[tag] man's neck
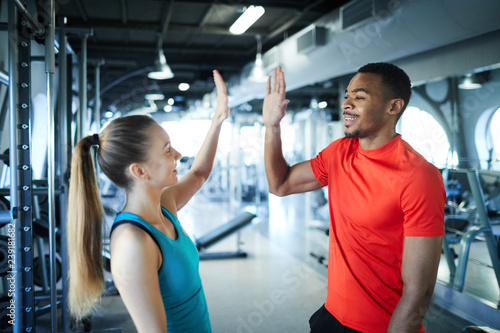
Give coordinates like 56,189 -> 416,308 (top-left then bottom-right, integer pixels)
358,131 -> 398,150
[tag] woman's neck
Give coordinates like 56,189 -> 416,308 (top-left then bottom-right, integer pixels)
122,186 -> 164,224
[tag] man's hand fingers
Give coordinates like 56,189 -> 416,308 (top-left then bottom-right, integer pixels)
266,75 -> 272,95
280,68 -> 286,95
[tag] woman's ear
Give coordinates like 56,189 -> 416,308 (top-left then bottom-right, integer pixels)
128,163 -> 149,181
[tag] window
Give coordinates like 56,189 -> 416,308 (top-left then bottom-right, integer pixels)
161,120 -> 232,157
399,107 -> 455,168
488,107 -> 500,170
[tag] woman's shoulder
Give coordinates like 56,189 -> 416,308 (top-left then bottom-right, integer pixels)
110,223 -> 162,285
111,222 -> 154,246
110,223 -> 161,265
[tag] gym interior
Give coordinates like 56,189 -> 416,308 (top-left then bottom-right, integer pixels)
1,0 -> 500,332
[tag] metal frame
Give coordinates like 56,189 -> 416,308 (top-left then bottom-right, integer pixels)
441,232 -> 456,279
5,1 -> 63,332
94,61 -> 102,130
11,0 -> 45,37
78,35 -> 88,141
451,169 -> 500,291
45,0 -> 58,330
8,1 -> 35,331
56,25 -> 74,333
0,69 -> 8,85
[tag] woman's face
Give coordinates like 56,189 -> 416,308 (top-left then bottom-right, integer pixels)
143,124 -> 182,188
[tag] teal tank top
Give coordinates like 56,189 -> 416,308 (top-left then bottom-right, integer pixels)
111,207 -> 211,333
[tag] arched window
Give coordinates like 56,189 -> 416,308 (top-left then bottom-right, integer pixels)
488,107 -> 500,170
399,106 -> 455,168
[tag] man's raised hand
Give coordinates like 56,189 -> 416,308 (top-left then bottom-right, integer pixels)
263,67 -> 290,127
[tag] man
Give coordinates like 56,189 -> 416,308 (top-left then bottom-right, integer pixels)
263,63 -> 445,333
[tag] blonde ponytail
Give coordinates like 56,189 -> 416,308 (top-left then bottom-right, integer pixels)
67,136 -> 105,320
66,115 -> 158,319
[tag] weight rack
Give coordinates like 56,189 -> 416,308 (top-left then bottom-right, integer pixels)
8,1 -> 35,331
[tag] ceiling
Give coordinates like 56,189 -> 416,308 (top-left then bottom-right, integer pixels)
53,0 -> 350,118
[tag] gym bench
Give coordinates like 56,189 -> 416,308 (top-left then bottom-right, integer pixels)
195,211 -> 256,260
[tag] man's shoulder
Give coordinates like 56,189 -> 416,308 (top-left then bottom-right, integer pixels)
398,139 -> 439,171
395,139 -> 444,187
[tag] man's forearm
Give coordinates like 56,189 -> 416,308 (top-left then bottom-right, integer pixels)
387,287 -> 434,333
264,124 -> 290,196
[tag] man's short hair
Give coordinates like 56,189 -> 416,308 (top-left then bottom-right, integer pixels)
358,62 -> 412,121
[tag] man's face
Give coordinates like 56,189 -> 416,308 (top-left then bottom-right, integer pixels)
342,72 -> 392,140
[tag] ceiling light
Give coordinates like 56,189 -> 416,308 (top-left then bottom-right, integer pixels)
229,5 -> 265,35
164,105 -> 173,112
178,83 -> 190,91
167,98 -> 174,105
105,111 -> 114,118
248,35 -> 268,83
458,73 -> 482,90
148,49 -> 174,80
145,93 -> 165,100
318,101 -> 328,109
310,98 -> 318,109
249,54 -> 267,83
145,99 -> 158,112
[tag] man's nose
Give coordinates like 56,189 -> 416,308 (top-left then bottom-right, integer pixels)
342,100 -> 351,111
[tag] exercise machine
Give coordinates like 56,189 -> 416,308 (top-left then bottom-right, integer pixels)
196,211 -> 256,260
441,168 -> 500,292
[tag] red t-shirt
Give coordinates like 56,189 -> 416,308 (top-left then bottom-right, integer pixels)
310,135 -> 445,333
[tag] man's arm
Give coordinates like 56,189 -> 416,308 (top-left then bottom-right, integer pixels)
387,235 -> 443,333
263,67 -> 322,196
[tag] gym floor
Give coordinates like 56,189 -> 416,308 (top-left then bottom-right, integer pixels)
37,193 -> 500,332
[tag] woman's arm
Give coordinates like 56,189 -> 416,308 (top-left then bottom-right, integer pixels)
110,224 -> 167,333
161,70 -> 229,211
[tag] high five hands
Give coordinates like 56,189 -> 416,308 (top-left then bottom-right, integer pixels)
213,69 -> 230,122
263,67 -> 290,127
212,67 -> 288,126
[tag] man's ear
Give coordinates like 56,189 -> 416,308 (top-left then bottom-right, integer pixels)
388,98 -> 404,117
128,163 -> 149,181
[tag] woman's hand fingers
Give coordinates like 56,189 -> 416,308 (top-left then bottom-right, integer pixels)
213,69 -> 229,121
213,70 -> 227,95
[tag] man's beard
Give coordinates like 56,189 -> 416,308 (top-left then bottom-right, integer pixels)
345,128 -> 360,139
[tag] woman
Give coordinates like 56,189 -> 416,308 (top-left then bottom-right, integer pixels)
67,70 -> 229,332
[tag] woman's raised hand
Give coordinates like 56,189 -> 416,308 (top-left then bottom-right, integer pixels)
213,70 -> 230,122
